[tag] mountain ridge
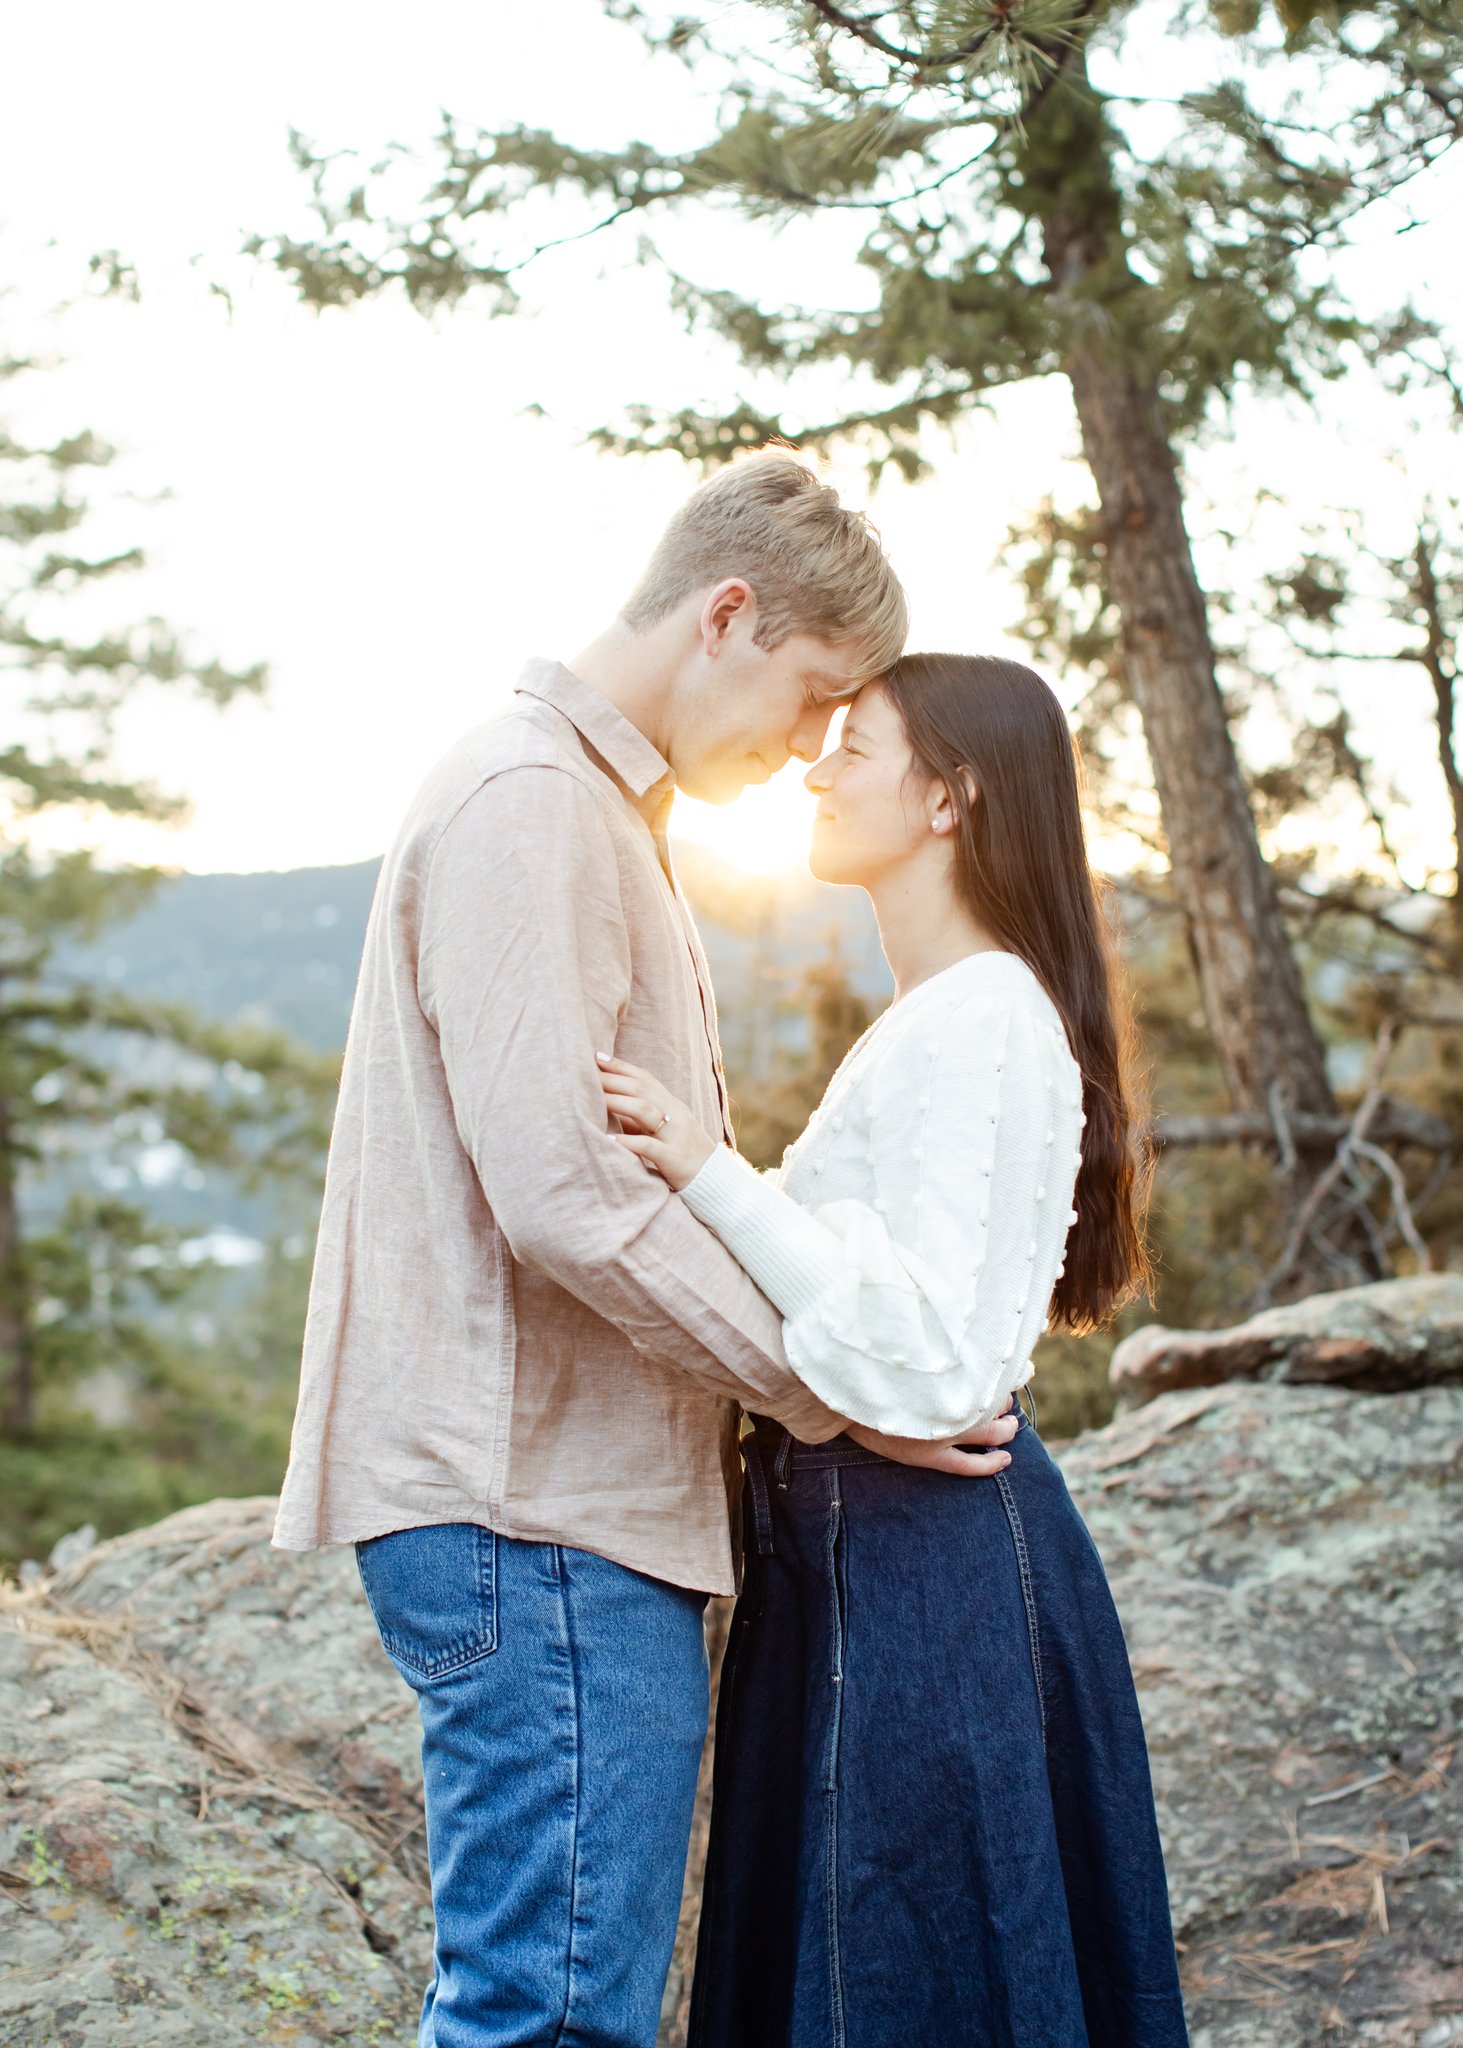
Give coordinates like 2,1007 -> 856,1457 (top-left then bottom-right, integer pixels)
60,841 -> 891,1054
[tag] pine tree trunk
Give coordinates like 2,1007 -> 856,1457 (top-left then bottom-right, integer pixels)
1030,62 -> 1383,1291
1059,330 -> 1336,1123
0,1093 -> 34,1437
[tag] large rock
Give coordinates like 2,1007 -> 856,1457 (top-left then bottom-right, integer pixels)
0,1501 -> 428,2046
1109,1274 -> 1463,1406
2,1379 -> 1460,2046
1064,1380 -> 1462,2046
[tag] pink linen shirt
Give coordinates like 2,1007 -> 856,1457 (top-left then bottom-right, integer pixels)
273,658 -> 841,1593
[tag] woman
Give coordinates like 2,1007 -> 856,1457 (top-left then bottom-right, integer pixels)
598,653 -> 1189,2048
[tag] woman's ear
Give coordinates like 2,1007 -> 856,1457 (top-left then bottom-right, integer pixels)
930,769 -> 977,837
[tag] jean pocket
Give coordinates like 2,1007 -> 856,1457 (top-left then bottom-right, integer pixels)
354,1521 -> 498,1682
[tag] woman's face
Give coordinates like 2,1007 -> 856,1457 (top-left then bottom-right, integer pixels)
804,682 -> 942,887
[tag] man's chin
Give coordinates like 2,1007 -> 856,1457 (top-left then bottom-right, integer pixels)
681,769 -> 747,806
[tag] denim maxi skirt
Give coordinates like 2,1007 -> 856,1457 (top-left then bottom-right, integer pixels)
687,1403 -> 1191,2048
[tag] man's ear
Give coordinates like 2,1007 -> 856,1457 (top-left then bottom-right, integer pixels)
699,578 -> 756,656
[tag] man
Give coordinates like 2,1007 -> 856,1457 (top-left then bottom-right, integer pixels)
275,454 -> 1016,2048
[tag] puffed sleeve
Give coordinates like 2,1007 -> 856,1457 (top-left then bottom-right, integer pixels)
679,986 -> 1084,1437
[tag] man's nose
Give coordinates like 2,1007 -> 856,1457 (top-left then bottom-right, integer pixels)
789,704 -> 835,764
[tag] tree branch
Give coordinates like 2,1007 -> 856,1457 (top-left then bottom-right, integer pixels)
1155,1095 -> 1450,1155
1411,526 -> 1463,898
1263,1020 -> 1404,1296
1351,1137 -> 1433,1269
805,2 -> 938,69
807,0 -> 1094,101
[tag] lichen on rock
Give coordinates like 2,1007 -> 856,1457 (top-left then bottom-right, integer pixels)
2,1368 -> 1460,2046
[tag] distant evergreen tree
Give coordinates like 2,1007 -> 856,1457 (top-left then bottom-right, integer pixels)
252,0 -> 1459,1288
728,943 -> 875,1169
0,331 -> 334,1453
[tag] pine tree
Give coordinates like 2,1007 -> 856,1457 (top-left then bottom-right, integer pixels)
1,332 -> 334,1440
250,0 -> 1460,1285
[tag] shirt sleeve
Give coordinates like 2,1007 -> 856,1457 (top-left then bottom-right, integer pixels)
416,763 -> 843,1442
679,989 -> 1082,1438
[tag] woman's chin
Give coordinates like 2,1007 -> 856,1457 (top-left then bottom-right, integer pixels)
808,840 -> 859,887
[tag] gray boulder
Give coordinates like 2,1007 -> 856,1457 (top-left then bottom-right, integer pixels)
1064,1379 -> 1462,2047
2,1377 -> 1459,2047
1109,1274 -> 1463,1406
0,1500 -> 428,2046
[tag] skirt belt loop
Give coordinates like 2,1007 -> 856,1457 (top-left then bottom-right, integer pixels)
745,1436 -> 776,1557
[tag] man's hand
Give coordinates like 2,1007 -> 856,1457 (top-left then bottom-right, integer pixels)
844,1394 -> 1019,1477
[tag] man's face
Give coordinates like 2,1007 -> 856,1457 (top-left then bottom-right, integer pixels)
674,615 -> 872,806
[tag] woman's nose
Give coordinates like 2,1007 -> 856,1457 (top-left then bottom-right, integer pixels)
804,752 -> 835,794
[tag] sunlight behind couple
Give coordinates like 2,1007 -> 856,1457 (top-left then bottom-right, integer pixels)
672,710 -> 1148,885
674,756 -> 831,878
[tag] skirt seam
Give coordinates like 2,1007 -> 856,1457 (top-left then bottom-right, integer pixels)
824,1475 -> 849,2048
996,1468 -> 1048,1750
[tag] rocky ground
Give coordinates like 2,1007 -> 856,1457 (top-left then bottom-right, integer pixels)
2,1282 -> 1460,2046
1066,1378 -> 1461,2045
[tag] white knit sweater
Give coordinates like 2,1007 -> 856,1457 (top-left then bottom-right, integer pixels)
680,951 -> 1085,1439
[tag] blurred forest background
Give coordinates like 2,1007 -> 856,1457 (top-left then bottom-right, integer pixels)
3,0 -> 1461,1563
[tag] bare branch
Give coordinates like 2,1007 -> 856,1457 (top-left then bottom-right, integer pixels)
1156,1095 -> 1450,1155
505,198 -> 649,273
1264,1020 -> 1403,1296
1267,1078 -> 1299,1179
1412,526 -> 1463,898
1352,1138 -> 1433,1269
1283,882 -> 1448,957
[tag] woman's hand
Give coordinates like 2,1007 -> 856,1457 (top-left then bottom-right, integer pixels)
597,1053 -> 718,1192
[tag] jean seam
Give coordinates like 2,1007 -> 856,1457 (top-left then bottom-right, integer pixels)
824,1476 -> 848,2048
552,1546 -> 583,2048
995,1469 -> 1047,1749
481,1527 -> 498,1655
688,1589 -> 751,2040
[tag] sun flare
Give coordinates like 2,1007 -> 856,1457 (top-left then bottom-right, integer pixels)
671,761 -> 823,877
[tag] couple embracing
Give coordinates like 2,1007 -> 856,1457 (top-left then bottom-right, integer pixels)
275,455 -> 1190,2048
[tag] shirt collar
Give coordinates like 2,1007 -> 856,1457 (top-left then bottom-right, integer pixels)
516,657 -> 674,805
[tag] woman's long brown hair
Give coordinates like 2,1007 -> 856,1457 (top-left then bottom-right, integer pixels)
883,653 -> 1153,1332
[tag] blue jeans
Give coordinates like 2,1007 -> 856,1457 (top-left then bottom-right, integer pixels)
355,1523 -> 709,2048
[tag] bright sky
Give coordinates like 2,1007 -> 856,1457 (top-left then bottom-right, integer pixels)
3,1 -> 1460,880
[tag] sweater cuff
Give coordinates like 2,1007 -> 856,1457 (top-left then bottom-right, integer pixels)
680,1147 -> 844,1326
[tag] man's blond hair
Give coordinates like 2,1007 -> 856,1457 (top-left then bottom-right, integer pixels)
622,452 -> 907,683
